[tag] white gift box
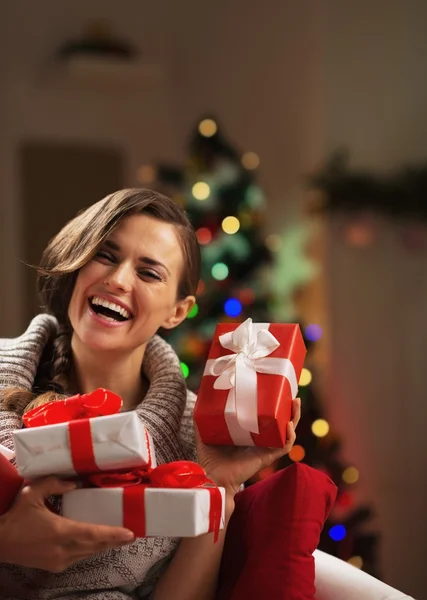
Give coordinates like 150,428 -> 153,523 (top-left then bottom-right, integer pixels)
63,486 -> 225,538
13,411 -> 156,479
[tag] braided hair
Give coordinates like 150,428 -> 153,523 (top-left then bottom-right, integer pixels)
1,188 -> 201,415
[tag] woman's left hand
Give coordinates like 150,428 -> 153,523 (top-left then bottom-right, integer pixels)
195,397 -> 301,497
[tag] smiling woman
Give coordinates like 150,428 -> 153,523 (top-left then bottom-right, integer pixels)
0,188 -> 300,600
67,213 -> 196,408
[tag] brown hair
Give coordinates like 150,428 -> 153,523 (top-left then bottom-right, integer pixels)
1,188 -> 201,414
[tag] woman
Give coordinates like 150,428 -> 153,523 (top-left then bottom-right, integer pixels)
0,189 -> 300,599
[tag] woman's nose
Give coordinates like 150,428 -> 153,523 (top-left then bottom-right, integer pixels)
104,263 -> 133,292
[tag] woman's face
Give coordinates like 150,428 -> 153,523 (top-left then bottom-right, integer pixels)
68,214 -> 195,357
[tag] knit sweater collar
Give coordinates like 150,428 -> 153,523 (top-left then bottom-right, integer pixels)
1,313 -> 189,463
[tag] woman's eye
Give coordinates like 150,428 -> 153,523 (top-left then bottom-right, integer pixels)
139,270 -> 162,281
95,250 -> 115,262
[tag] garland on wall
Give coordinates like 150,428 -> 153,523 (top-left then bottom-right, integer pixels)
308,151 -> 427,252
309,151 -> 427,222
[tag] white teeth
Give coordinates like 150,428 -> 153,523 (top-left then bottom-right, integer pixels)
90,296 -> 131,319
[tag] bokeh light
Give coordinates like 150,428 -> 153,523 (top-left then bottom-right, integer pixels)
311,419 -> 330,438
344,224 -> 374,247
222,216 -> 240,235
180,362 -> 190,378
305,324 -> 323,342
196,227 -> 213,245
342,467 -> 359,484
299,368 -> 312,386
224,298 -> 243,318
212,263 -> 229,281
336,491 -> 353,508
347,556 -> 363,569
196,280 -> 205,295
241,151 -> 260,170
329,524 -> 346,542
192,182 -> 210,200
239,288 -> 255,305
184,336 -> 205,357
198,118 -> 218,137
289,445 -> 305,462
136,164 -> 156,184
187,304 -> 199,319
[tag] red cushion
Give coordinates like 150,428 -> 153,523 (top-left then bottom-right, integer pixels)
216,463 -> 337,600
0,451 -> 23,515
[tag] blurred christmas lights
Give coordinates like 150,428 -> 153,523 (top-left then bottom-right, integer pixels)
192,182 -> 210,200
224,298 -> 243,318
347,556 -> 363,569
344,223 -> 374,247
198,118 -> 217,137
329,524 -> 346,542
336,491 -> 353,508
312,419 -> 330,438
222,216 -> 240,234
241,151 -> 260,170
342,467 -> 359,484
136,164 -> 156,184
299,368 -> 312,386
239,288 -> 255,305
305,323 -> 323,342
180,362 -> 190,378
211,263 -> 229,281
289,445 -> 305,462
187,304 -> 199,319
196,227 -> 213,245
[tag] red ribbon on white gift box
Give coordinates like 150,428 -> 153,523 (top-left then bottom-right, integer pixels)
22,389 -> 153,475
88,460 -> 223,542
203,318 -> 298,446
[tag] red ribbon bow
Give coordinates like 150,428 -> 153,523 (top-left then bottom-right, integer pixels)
89,461 -> 223,542
23,389 -> 123,475
23,388 -> 122,428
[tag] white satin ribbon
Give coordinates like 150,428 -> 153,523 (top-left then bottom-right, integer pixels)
203,318 -> 298,446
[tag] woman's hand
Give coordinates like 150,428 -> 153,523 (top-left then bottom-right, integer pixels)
0,477 -> 135,572
195,397 -> 301,497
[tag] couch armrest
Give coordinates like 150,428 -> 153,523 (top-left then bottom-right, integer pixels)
314,550 -> 415,600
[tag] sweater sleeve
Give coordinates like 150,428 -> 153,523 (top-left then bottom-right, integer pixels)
0,314 -> 56,454
0,410 -> 21,455
179,389 -> 198,463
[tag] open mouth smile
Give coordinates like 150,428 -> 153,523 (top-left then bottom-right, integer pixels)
88,296 -> 134,324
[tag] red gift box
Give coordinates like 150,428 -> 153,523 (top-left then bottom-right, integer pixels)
194,319 -> 306,448
0,446 -> 24,515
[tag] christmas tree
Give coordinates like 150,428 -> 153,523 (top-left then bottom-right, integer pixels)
140,117 -> 379,577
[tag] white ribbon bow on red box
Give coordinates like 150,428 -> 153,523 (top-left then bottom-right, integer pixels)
203,318 -> 298,445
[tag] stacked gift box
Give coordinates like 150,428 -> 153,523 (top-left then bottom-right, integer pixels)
5,388 -> 225,539
1,318 -> 306,540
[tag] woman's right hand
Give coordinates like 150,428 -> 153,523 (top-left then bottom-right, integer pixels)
0,477 -> 135,573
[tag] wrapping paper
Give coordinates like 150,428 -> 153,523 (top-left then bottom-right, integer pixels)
194,318 -> 306,447
63,461 -> 225,539
63,485 -> 225,538
13,411 -> 156,479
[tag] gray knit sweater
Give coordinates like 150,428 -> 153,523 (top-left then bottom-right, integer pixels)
0,314 -> 198,600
